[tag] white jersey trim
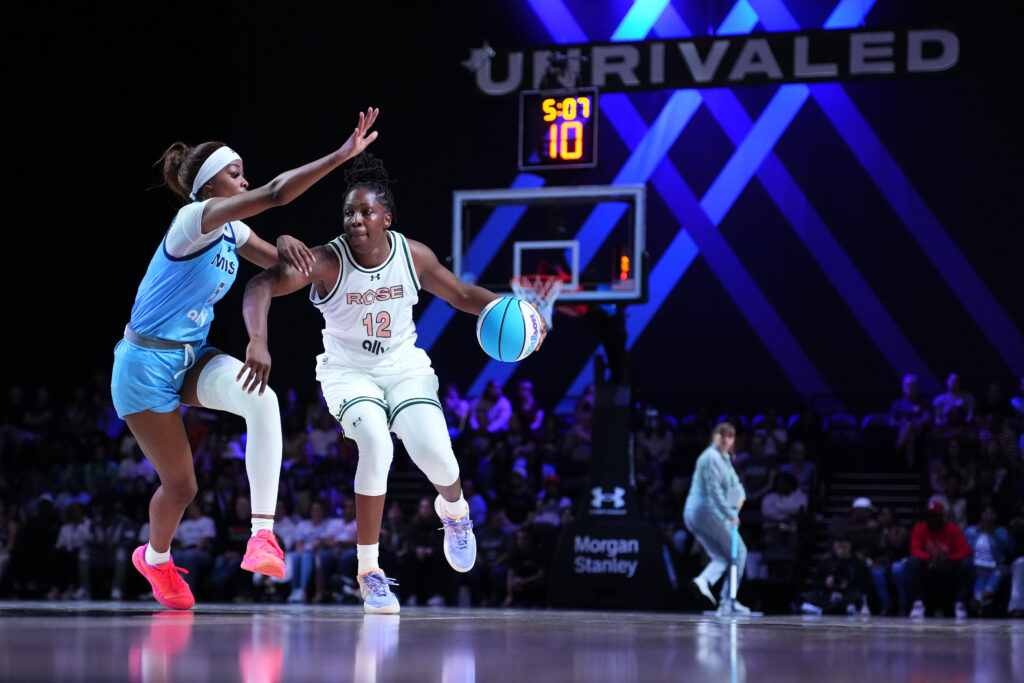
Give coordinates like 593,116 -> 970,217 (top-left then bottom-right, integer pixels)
309,241 -> 345,307
337,231 -> 397,273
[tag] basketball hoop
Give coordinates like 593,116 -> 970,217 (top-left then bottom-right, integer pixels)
510,273 -> 563,330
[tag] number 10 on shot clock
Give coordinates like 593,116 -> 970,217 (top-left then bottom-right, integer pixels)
519,87 -> 598,171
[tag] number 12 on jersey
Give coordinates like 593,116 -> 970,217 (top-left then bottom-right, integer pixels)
362,311 -> 392,338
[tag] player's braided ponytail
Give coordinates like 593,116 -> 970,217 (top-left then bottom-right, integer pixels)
343,153 -> 397,223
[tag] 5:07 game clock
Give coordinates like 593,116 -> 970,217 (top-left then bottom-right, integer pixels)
518,87 -> 598,171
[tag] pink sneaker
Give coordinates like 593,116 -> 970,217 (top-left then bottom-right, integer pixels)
241,530 -> 286,579
132,545 -> 194,610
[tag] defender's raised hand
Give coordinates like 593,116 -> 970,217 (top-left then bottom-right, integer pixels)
338,107 -> 380,161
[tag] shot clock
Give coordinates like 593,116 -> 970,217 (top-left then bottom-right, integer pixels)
518,87 -> 598,171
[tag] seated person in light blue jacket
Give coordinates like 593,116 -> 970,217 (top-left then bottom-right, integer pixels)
684,421 -> 748,613
963,505 -> 1012,609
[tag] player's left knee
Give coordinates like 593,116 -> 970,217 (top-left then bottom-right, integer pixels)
353,448 -> 394,496
419,449 -> 459,487
242,386 -> 278,420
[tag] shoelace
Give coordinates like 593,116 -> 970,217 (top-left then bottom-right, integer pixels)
156,563 -> 189,589
252,533 -> 283,558
362,573 -> 399,598
438,516 -> 474,550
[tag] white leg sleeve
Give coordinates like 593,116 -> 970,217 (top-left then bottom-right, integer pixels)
341,402 -> 393,496
196,354 -> 282,516
391,404 -> 459,487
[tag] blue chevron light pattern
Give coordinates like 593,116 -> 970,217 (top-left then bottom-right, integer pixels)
421,0 -> 1023,413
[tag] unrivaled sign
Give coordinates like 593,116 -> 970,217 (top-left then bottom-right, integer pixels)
465,26 -> 960,95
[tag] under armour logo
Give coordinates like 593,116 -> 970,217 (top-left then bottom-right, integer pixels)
351,416 -> 365,428
370,273 -> 381,281
591,487 -> 626,509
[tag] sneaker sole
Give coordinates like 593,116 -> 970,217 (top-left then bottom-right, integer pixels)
363,601 -> 401,615
434,497 -> 475,573
442,543 -> 475,573
132,547 -> 194,611
241,556 -> 286,579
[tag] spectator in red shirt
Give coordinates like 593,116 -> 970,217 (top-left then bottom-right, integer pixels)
907,500 -> 974,619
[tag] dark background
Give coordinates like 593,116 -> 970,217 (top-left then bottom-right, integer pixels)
5,0 -> 1022,418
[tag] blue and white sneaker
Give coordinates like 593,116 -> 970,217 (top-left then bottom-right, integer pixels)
716,599 -> 751,615
434,495 -> 477,573
357,570 -> 400,614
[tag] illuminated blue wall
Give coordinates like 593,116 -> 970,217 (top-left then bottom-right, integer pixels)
412,0 -> 1023,415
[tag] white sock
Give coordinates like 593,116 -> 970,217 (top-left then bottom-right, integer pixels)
251,517 -> 274,535
442,493 -> 469,519
357,543 -> 380,574
145,544 -> 171,566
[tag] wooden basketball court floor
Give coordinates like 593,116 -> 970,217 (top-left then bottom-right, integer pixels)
0,601 -> 1020,682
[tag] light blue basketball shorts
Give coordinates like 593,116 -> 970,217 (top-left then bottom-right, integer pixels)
111,335 -> 209,419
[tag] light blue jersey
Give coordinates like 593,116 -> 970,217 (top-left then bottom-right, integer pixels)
111,200 -> 253,418
128,200 -> 251,342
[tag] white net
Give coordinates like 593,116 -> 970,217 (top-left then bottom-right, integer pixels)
510,274 -> 563,330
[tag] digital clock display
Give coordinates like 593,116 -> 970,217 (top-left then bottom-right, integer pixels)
519,87 -> 598,171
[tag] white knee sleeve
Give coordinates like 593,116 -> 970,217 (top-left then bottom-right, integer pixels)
342,404 -> 393,496
392,404 -> 459,487
196,354 -> 282,516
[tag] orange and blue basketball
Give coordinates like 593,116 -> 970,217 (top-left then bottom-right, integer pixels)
476,297 -> 542,362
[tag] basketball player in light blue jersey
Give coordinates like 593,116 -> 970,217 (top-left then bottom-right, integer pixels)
111,108 -> 380,610
238,154 -> 547,613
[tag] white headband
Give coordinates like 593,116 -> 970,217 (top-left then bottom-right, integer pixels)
189,146 -> 242,200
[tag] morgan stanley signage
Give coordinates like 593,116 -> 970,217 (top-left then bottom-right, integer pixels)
467,26 -> 960,95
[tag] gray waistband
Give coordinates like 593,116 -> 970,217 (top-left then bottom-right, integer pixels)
123,325 -> 199,351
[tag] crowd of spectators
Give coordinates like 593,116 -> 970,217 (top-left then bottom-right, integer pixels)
1,368 -> 1022,619
799,372 -> 1024,618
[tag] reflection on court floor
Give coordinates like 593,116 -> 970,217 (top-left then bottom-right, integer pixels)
0,602 -> 1021,682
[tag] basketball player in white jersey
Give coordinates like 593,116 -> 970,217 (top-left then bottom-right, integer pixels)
239,153 -> 547,613
110,108 -> 379,610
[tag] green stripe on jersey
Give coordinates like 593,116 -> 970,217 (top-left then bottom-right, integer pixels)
340,231 -> 397,273
335,396 -> 388,424
398,234 -> 420,291
387,398 -> 443,427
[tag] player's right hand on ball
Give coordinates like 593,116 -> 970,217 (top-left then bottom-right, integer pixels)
530,303 -> 549,351
238,340 -> 272,396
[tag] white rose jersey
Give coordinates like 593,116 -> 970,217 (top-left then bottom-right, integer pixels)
310,231 -> 423,367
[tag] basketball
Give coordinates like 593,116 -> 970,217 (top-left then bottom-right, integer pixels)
476,297 -> 543,362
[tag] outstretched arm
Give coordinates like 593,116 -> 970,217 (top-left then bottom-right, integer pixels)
409,239 -> 500,315
239,244 -> 340,395
408,238 -> 549,347
237,232 -> 317,273
200,108 -> 380,234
